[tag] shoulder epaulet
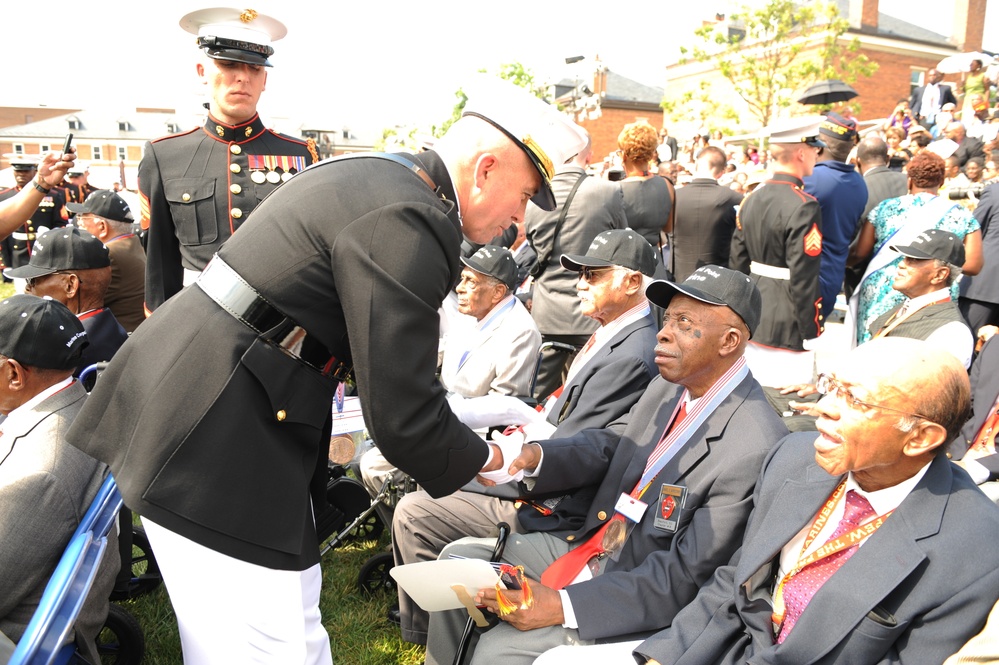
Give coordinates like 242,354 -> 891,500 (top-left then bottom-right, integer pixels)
149,127 -> 200,144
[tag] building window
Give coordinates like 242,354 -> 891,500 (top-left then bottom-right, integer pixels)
13,144 -> 24,154
911,70 -> 924,95
92,146 -> 102,160
40,144 -> 51,153
118,121 -> 130,131
68,117 -> 81,130
117,146 -> 127,161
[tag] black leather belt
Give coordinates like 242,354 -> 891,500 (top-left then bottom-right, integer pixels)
196,256 -> 351,381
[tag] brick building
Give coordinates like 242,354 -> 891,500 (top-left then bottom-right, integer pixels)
663,0 -> 989,136
553,67 -> 665,163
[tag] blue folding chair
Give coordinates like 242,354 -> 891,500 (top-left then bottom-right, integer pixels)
8,475 -> 123,665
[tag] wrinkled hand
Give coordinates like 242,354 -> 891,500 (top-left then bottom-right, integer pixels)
778,383 -> 818,397
475,580 -> 563,631
37,148 -> 77,189
788,399 -> 821,417
476,442 -> 541,487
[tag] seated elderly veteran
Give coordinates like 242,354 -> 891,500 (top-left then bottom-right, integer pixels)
392,229 -> 659,646
769,228 -> 975,431
546,338 -> 999,665
422,266 -> 788,665
0,295 -> 118,665
359,244 -> 541,501
949,331 -> 999,503
5,226 -> 128,384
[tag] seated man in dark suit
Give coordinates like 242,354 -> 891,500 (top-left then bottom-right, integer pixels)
5,226 -> 128,382
423,266 -> 789,664
599,338 -> 999,665
0,295 -> 118,665
392,229 -> 660,645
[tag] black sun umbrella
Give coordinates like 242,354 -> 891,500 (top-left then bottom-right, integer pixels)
797,79 -> 859,105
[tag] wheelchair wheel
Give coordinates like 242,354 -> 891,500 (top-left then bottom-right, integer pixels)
128,525 -> 163,597
357,551 -> 395,594
346,511 -> 384,543
96,603 -> 145,665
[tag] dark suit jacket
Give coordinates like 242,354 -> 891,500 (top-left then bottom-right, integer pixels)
670,177 -> 743,282
953,136 -> 986,168
509,312 -> 659,518
636,434 -> 999,665
909,83 -> 957,122
844,166 -> 909,298
526,166 -> 626,336
0,383 -> 116,665
524,373 -> 788,641
961,181 -> 999,305
68,151 -> 490,570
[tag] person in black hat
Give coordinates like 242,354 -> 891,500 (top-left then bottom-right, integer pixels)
0,294 -> 117,665
68,73 -> 588,665
0,155 -> 71,286
140,7 -> 319,314
71,190 -> 145,333
731,116 -> 826,388
391,229 -> 660,646
61,162 -> 97,206
5,227 -> 127,384
424,265 -> 786,665
804,112 -> 868,323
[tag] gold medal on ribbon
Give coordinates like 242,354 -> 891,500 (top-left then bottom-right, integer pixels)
266,170 -> 281,184
601,518 -> 627,553
281,171 -> 293,182
251,171 -> 266,184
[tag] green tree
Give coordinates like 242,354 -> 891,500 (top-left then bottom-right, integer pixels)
674,0 -> 878,129
431,62 -> 547,138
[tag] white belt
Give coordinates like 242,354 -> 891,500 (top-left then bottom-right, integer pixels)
11,232 -> 34,241
750,262 -> 791,280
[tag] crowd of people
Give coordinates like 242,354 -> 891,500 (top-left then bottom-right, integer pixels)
4,6 -> 999,665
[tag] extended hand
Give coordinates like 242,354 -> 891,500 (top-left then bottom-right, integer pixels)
475,581 -> 564,631
37,148 -> 77,189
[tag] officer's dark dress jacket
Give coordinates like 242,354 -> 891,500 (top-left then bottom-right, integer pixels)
67,151 -> 490,571
730,173 -> 824,351
0,186 -> 68,272
139,113 -> 317,312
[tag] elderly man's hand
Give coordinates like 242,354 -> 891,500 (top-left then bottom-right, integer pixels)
476,442 -> 541,487
778,383 -> 818,397
475,581 -> 564,631
37,148 -> 77,189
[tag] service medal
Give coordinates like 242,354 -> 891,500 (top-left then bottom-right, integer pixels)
251,171 -> 266,184
266,170 -> 281,184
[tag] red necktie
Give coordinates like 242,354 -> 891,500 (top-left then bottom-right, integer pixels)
540,402 -> 689,590
971,397 -> 999,454
776,490 -> 876,643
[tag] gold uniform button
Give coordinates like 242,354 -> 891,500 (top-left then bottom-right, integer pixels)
231,208 -> 243,219
597,511 -> 608,521
230,163 -> 241,174
230,184 -> 242,194
276,410 -> 287,421
946,452 -> 953,459
566,535 -> 575,542
230,144 -> 242,155
182,193 -> 191,202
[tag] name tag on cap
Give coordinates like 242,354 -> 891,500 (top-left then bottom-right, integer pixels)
654,484 -> 687,533
614,493 -> 648,523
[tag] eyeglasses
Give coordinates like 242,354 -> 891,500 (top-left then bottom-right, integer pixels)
26,271 -> 80,290
578,266 -> 617,283
815,373 -> 931,421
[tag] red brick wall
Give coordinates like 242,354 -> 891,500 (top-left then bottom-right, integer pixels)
575,107 -> 666,165
849,47 -> 955,120
954,0 -> 986,51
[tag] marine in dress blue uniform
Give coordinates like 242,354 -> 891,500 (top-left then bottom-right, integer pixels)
140,7 -> 317,313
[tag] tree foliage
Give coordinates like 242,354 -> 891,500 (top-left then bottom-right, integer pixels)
675,0 -> 878,129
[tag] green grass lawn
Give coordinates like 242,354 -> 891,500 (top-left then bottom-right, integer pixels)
0,282 -> 13,299
116,531 -> 425,665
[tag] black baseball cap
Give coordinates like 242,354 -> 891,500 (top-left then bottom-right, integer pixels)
646,265 -> 762,337
461,245 -> 519,291
67,189 -> 134,224
560,229 -> 657,277
820,112 -> 858,141
3,227 -> 110,280
890,229 -> 966,265
0,295 -> 87,370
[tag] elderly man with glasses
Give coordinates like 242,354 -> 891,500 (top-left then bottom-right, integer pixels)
554,337 -> 999,665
